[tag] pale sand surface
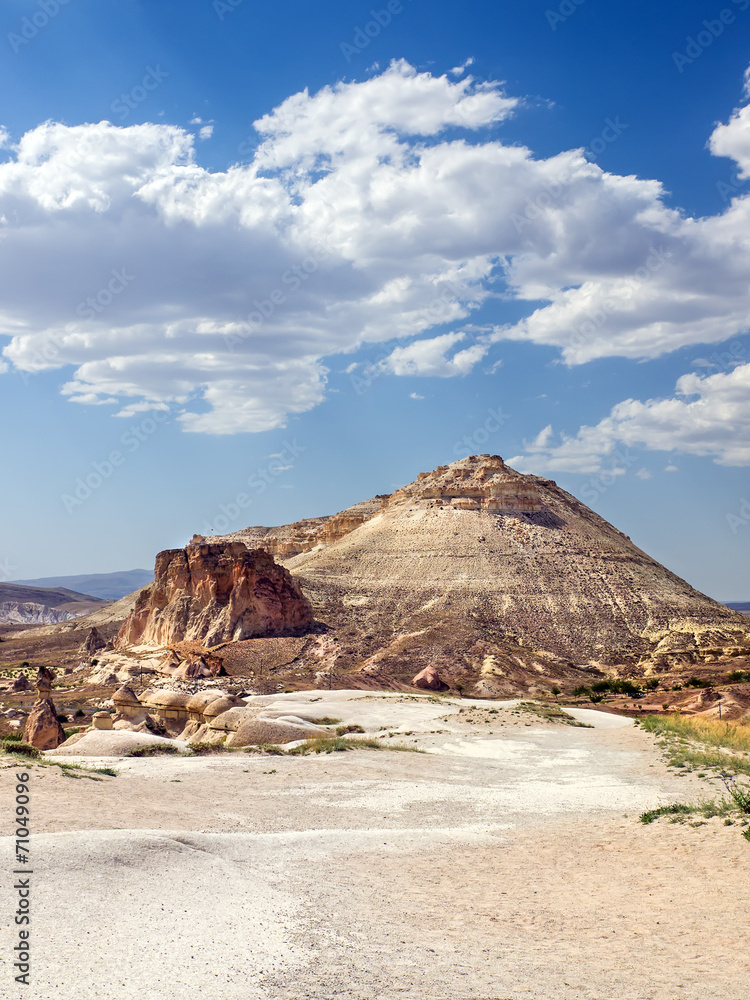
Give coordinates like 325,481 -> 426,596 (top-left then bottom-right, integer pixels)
1,692 -> 748,999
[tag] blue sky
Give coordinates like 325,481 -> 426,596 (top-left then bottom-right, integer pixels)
0,0 -> 749,600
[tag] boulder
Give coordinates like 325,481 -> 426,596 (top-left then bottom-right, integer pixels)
202,695 -> 246,720
226,716 -> 327,747
186,690 -> 227,719
112,685 -> 142,715
92,712 -> 114,731
22,667 -> 66,751
23,700 -> 66,750
411,665 -> 449,692
80,627 -> 107,657
50,730 -> 188,757
12,673 -> 31,692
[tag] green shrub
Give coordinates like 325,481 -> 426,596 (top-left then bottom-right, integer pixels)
686,676 -> 711,688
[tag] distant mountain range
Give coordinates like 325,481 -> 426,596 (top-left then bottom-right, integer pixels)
727,602 -> 750,614
0,582 -> 107,626
11,570 -> 152,602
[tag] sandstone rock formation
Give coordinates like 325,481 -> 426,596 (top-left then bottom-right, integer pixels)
12,672 -> 31,692
210,455 -> 749,688
22,667 -> 66,750
80,626 -> 107,657
80,684 -> 329,746
411,666 -> 449,692
117,539 -> 313,649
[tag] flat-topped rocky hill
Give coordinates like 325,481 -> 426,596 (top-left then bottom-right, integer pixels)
213,455 -> 750,688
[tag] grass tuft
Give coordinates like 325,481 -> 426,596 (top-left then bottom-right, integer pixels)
640,799 -> 732,824
125,744 -> 181,758
518,702 -> 593,728
285,736 -> 423,756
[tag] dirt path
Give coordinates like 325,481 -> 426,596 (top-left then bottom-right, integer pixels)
1,696 -> 747,999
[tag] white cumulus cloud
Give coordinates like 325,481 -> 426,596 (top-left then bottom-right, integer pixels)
511,361 -> 750,472
1,59 -> 750,439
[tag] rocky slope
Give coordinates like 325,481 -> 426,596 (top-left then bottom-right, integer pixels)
215,455 -> 750,688
0,582 -> 106,625
117,538 -> 313,648
0,601 -> 76,625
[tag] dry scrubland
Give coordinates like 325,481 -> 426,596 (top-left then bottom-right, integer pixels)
2,691 -> 749,1000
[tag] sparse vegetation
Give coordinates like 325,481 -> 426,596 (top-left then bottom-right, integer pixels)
185,742 -> 242,755
573,678 -> 643,700
727,670 -> 750,684
518,702 -> 593,728
636,714 -> 750,840
640,775 -> 750,830
313,716 -> 343,726
125,744 -> 181,757
686,676 -> 711,689
0,738 -> 40,758
637,714 -> 750,754
286,736 -> 424,755
335,723 -> 365,735
640,799 -> 733,824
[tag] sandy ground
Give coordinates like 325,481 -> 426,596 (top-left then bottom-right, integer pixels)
1,691 -> 748,999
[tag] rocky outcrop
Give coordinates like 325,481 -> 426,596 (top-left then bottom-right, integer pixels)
12,673 -> 31,692
117,539 -> 313,649
276,455 -> 750,675
388,457 -> 545,513
80,626 -> 107,656
22,667 -> 66,751
222,497 -> 388,560
411,666 -> 449,692
0,601 -> 76,625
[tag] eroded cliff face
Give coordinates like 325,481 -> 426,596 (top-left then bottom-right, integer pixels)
386,455 -> 545,513
117,540 -> 313,649
278,455 -> 750,672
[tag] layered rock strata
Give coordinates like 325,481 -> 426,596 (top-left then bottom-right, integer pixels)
271,455 -> 750,671
117,539 -> 313,649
